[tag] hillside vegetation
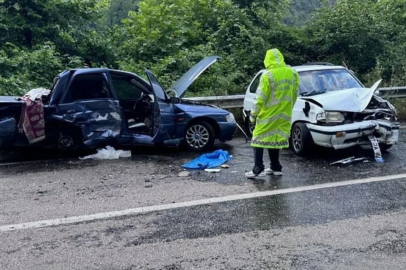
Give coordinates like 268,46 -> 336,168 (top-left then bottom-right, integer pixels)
1,0 -> 405,98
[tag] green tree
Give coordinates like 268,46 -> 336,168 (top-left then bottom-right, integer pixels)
0,43 -> 64,95
284,0 -> 323,26
104,0 -> 141,26
372,0 -> 406,85
304,0 -> 382,76
0,0 -> 113,95
0,0 -> 102,49
112,0 -> 305,96
304,0 -> 406,85
113,0 -> 262,95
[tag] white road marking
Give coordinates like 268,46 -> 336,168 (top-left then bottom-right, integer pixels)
1,173 -> 406,232
0,159 -> 65,167
0,161 -> 41,167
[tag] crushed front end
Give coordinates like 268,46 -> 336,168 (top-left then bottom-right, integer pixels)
307,95 -> 399,149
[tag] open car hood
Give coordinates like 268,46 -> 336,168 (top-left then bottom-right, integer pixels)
168,56 -> 220,98
303,80 -> 382,112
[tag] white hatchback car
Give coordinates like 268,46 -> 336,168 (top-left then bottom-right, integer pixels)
243,63 -> 400,156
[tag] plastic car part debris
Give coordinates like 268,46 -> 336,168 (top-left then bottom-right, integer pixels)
204,169 -> 221,173
79,146 -> 131,160
330,156 -> 370,166
369,135 -> 384,162
221,164 -> 229,168
178,171 -> 190,177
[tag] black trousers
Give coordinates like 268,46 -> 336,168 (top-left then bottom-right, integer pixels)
252,147 -> 282,174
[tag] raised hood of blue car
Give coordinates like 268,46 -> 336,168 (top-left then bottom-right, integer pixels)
168,56 -> 220,98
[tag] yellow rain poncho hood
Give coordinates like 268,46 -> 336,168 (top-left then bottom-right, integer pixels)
251,49 -> 299,149
264,48 -> 286,69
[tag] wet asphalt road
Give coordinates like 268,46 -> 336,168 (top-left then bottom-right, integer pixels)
1,129 -> 406,269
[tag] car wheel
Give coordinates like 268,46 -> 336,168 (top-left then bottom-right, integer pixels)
379,143 -> 393,152
244,112 -> 255,138
290,122 -> 314,156
58,129 -> 82,151
184,121 -> 215,151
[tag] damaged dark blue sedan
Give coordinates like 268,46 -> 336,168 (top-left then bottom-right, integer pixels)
0,56 -> 236,152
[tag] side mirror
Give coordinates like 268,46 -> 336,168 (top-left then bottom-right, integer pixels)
170,96 -> 181,104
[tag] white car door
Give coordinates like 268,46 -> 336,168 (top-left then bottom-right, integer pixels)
243,70 -> 265,112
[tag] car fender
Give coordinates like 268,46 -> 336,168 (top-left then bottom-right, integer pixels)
292,98 -> 324,124
243,70 -> 265,112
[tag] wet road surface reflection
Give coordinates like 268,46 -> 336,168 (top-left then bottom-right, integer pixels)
124,179 -> 406,245
1,130 -> 406,189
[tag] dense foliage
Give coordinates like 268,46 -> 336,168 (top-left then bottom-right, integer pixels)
0,0 -> 405,97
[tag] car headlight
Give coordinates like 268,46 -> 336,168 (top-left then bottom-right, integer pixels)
325,112 -> 345,123
226,113 -> 235,123
316,112 -> 326,121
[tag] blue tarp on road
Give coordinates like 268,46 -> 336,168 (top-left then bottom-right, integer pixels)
181,149 -> 232,169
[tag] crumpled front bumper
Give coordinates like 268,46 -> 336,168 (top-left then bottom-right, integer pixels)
307,120 -> 400,149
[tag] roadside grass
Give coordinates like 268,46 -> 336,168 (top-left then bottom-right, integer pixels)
388,98 -> 406,121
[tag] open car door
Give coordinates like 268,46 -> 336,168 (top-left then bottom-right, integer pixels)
145,70 -> 168,142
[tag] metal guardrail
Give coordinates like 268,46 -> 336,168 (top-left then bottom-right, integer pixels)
186,87 -> 406,109
378,86 -> 406,98
185,95 -> 245,109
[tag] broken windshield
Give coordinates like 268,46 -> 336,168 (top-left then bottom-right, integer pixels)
299,69 -> 363,96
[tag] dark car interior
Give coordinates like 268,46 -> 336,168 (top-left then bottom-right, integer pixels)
69,74 -> 113,101
111,73 -> 154,134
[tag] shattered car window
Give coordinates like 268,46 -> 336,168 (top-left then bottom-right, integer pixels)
299,69 -> 363,96
69,74 -> 113,101
111,75 -> 145,99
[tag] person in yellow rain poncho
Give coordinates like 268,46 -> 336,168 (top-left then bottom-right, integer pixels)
246,48 -> 299,178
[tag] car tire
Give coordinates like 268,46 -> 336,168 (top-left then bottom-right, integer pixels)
244,111 -> 254,138
58,128 -> 82,151
290,122 -> 314,156
184,121 -> 215,152
379,143 -> 393,152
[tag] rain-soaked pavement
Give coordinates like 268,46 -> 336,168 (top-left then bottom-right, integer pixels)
1,129 -> 406,269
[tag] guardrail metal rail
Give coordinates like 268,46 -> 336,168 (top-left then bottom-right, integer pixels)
378,86 -> 406,98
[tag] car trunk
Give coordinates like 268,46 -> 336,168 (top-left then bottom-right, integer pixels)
0,96 -> 23,146
0,96 -> 23,122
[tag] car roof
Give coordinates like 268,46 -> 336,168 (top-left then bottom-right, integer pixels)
292,65 -> 347,72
